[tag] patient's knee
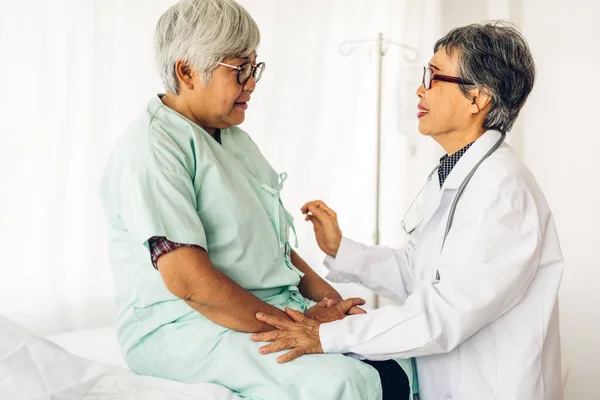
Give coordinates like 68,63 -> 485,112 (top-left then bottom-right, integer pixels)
316,354 -> 381,387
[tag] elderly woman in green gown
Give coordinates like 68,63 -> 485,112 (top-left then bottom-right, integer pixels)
99,0 -> 411,399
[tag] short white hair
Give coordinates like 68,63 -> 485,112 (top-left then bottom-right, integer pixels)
155,0 -> 260,93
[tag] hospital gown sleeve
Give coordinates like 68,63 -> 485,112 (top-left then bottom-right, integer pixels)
115,124 -> 208,251
319,188 -> 543,359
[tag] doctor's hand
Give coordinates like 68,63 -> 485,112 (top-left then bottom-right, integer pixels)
304,297 -> 366,323
301,200 -> 342,257
252,308 -> 323,363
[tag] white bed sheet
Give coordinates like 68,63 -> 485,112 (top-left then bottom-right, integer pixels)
45,326 -> 127,369
0,316 -> 240,400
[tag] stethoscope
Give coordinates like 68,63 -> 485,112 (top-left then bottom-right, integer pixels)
402,132 -> 505,400
401,132 -> 506,250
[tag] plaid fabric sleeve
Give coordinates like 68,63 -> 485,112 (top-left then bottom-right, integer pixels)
148,236 -> 201,270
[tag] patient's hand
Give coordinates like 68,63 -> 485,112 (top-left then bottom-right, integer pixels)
304,297 -> 366,323
316,297 -> 368,317
347,305 -> 368,315
253,309 -> 323,363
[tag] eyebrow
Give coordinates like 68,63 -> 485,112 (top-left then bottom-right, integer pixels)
238,54 -> 258,62
428,63 -> 441,71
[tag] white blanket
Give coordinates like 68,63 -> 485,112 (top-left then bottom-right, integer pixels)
0,315 -> 240,400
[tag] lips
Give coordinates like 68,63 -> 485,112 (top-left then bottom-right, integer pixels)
234,101 -> 248,110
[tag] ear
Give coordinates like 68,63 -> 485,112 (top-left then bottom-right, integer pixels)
174,60 -> 195,91
468,87 -> 492,115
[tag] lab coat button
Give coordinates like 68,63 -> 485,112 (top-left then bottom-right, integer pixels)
419,272 -> 425,279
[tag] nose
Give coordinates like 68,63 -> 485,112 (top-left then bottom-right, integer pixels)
416,82 -> 425,99
243,75 -> 256,92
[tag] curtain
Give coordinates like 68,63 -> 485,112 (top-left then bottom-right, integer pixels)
0,0 -> 439,334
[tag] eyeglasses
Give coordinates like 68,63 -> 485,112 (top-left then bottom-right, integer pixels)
422,66 -> 474,90
217,61 -> 266,85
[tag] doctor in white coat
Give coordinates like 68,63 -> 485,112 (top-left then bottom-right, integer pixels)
252,21 -> 564,400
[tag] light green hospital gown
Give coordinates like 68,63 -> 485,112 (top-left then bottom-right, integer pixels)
98,95 -> 385,400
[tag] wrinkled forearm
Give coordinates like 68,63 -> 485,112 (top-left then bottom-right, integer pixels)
291,249 -> 342,303
158,246 -> 291,333
184,283 -> 291,333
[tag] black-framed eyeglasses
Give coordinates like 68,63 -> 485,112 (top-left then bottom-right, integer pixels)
217,61 -> 266,85
422,66 -> 474,90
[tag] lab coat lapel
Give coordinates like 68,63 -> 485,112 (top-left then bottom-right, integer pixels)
415,172 -> 444,236
416,130 -> 503,234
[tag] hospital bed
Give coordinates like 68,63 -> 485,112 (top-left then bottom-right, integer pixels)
2,315 -> 570,399
0,315 -> 240,400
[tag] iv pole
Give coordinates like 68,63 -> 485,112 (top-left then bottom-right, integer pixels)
339,33 -> 419,307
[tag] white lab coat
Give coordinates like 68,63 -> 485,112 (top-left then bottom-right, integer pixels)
319,130 -> 564,399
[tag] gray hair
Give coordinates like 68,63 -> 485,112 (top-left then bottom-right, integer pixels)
434,21 -> 535,133
155,0 -> 260,93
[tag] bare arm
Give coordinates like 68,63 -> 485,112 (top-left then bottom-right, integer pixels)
291,249 -> 342,302
157,246 -> 291,333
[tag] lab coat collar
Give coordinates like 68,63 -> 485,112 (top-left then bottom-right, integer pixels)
412,130 -> 503,236
441,130 -> 504,190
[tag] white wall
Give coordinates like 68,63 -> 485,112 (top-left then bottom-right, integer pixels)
0,0 -> 439,333
520,1 -> 600,398
0,0 -> 173,334
441,1 -> 600,398
236,0 -> 441,306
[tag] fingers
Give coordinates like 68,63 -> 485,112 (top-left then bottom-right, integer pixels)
301,201 -> 319,215
305,214 -> 316,222
315,297 -> 337,308
285,307 -> 306,323
301,201 -> 337,218
315,201 -> 337,217
259,338 -> 296,355
337,297 -> 366,313
251,330 -> 282,342
307,204 -> 333,223
347,306 -> 367,315
316,297 -> 329,307
277,347 -> 306,364
256,312 -> 292,330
